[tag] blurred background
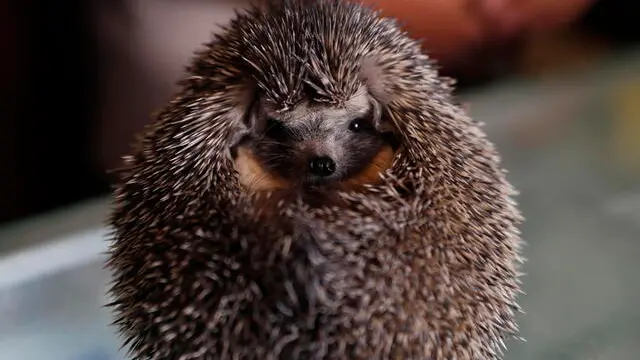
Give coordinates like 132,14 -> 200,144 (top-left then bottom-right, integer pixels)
0,0 -> 639,359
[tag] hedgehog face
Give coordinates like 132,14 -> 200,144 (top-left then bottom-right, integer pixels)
235,88 -> 398,190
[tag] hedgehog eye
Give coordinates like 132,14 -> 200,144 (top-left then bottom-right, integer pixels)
348,117 -> 375,133
265,117 -> 289,140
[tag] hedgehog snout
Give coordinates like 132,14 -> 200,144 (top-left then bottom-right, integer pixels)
308,156 -> 336,177
298,140 -> 341,178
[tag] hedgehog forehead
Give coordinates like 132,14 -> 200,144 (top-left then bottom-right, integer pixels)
266,87 -> 370,126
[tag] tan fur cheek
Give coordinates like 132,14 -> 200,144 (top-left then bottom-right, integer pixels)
340,144 -> 396,191
233,147 -> 290,193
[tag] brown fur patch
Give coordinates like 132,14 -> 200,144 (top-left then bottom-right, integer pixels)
340,144 -> 395,191
234,146 -> 290,193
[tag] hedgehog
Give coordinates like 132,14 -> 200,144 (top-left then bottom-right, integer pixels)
106,1 -> 524,359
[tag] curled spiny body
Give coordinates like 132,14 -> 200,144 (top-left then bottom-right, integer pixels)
107,1 -> 524,359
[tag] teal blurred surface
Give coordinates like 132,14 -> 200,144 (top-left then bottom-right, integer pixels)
1,48 -> 639,360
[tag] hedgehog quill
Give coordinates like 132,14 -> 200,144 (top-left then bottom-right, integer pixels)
106,1 -> 524,359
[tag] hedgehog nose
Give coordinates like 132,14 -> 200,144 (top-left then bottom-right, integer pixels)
308,156 -> 336,177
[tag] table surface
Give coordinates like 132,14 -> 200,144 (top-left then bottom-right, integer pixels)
1,48 -> 639,360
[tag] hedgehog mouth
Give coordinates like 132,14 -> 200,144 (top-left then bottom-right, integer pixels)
302,173 -> 345,187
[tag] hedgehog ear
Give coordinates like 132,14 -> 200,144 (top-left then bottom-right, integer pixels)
369,96 -> 388,132
368,98 -> 390,132
361,56 -> 392,106
243,96 -> 270,136
361,56 -> 397,134
238,85 -> 263,132
227,84 -> 259,151
369,98 -> 400,149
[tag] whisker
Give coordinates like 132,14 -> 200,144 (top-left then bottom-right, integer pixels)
259,139 -> 293,147
248,173 -> 271,191
262,155 -> 288,165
